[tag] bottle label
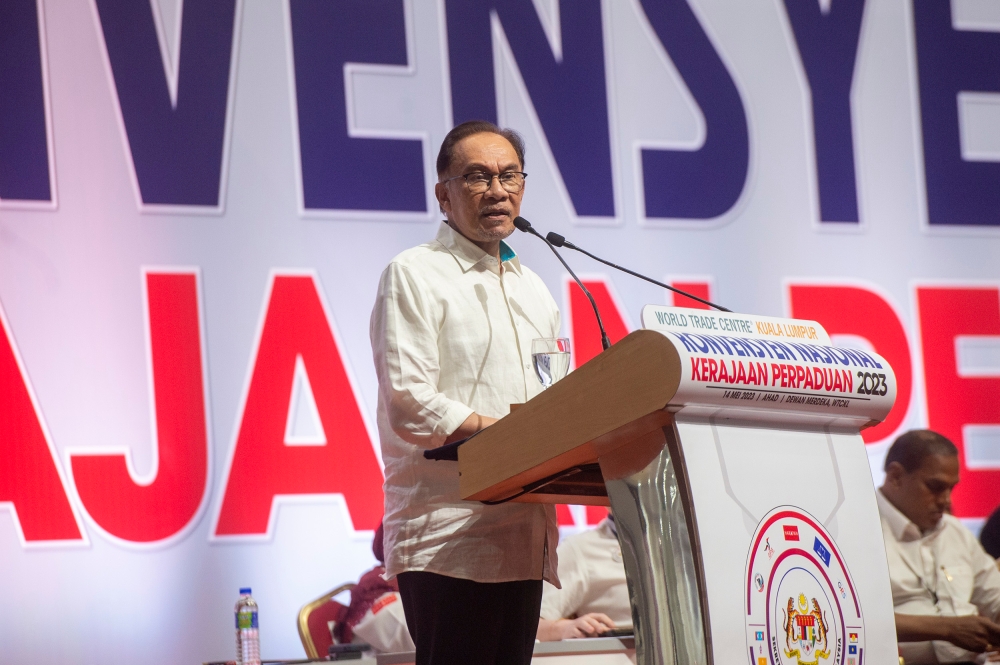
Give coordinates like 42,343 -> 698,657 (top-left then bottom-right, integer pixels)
236,609 -> 258,629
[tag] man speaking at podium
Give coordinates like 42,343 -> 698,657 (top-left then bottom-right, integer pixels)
370,121 -> 562,665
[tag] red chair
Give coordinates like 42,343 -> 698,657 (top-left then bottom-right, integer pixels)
297,583 -> 355,659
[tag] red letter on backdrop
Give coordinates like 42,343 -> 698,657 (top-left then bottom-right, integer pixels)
671,280 -> 713,310
917,286 -> 1000,518
0,304 -> 82,543
788,284 -> 913,443
587,506 -> 609,524
554,505 -> 608,526
567,277 -> 631,368
565,277 -> 629,520
70,271 -> 209,542
214,274 -> 383,536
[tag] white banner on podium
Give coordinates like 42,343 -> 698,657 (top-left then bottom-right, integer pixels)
643,306 -> 896,428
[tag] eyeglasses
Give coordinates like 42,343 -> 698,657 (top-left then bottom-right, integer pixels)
441,171 -> 527,194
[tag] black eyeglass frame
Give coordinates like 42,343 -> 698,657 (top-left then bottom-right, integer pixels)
440,171 -> 528,194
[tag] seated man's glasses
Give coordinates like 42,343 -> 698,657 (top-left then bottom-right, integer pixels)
442,171 -> 527,195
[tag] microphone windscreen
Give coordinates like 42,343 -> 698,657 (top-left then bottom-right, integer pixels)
545,232 -> 566,247
513,216 -> 532,232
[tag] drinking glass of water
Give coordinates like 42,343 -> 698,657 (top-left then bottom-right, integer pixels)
532,337 -> 571,389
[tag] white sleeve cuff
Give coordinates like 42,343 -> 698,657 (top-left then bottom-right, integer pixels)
431,402 -> 475,447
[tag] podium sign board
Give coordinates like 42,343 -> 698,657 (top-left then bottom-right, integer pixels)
640,305 -> 891,429
457,307 -> 898,665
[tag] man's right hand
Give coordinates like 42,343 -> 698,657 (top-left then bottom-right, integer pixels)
536,614 -> 617,641
939,616 -> 1000,652
896,613 -> 1000,652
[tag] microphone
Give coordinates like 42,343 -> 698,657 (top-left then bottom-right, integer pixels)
545,232 -> 731,313
513,217 -> 611,351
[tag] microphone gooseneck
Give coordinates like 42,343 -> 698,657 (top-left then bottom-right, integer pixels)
513,217 -> 612,351
544,232 -> 731,313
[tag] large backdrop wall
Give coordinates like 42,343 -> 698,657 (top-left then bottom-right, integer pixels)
2,0 -> 999,662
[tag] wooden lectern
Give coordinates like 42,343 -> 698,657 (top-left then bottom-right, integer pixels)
456,308 -> 899,665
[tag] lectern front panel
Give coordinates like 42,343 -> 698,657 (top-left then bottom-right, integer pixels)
673,418 -> 897,665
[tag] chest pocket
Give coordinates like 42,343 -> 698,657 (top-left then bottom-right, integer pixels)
941,563 -> 975,606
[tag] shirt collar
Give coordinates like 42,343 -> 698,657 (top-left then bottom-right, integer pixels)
876,488 -> 941,542
435,222 -> 522,275
499,241 -> 517,263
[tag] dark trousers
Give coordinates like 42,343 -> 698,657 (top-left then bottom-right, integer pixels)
397,571 -> 543,665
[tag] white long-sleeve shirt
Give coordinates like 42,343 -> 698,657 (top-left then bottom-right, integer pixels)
540,519 -> 631,625
877,489 -> 1000,664
370,223 -> 561,585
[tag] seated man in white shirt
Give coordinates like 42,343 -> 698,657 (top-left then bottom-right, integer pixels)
537,515 -> 631,641
877,429 -> 1000,664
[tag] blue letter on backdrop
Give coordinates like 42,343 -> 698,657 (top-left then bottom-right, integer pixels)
913,1 -> 1000,226
638,0 -> 749,220
95,0 -> 235,207
782,0 -> 865,224
444,0 -> 614,218
290,0 -> 424,212
0,0 -> 50,202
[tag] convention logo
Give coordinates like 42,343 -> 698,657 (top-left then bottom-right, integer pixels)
745,507 -> 864,665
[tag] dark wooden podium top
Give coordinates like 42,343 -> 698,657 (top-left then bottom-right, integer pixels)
458,330 -> 682,503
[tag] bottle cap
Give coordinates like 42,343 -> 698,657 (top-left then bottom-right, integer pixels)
239,587 -> 252,595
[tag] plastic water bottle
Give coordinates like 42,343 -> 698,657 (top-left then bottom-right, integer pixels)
235,587 -> 260,665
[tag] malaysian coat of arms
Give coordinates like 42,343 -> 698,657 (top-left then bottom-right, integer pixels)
783,594 -> 830,665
